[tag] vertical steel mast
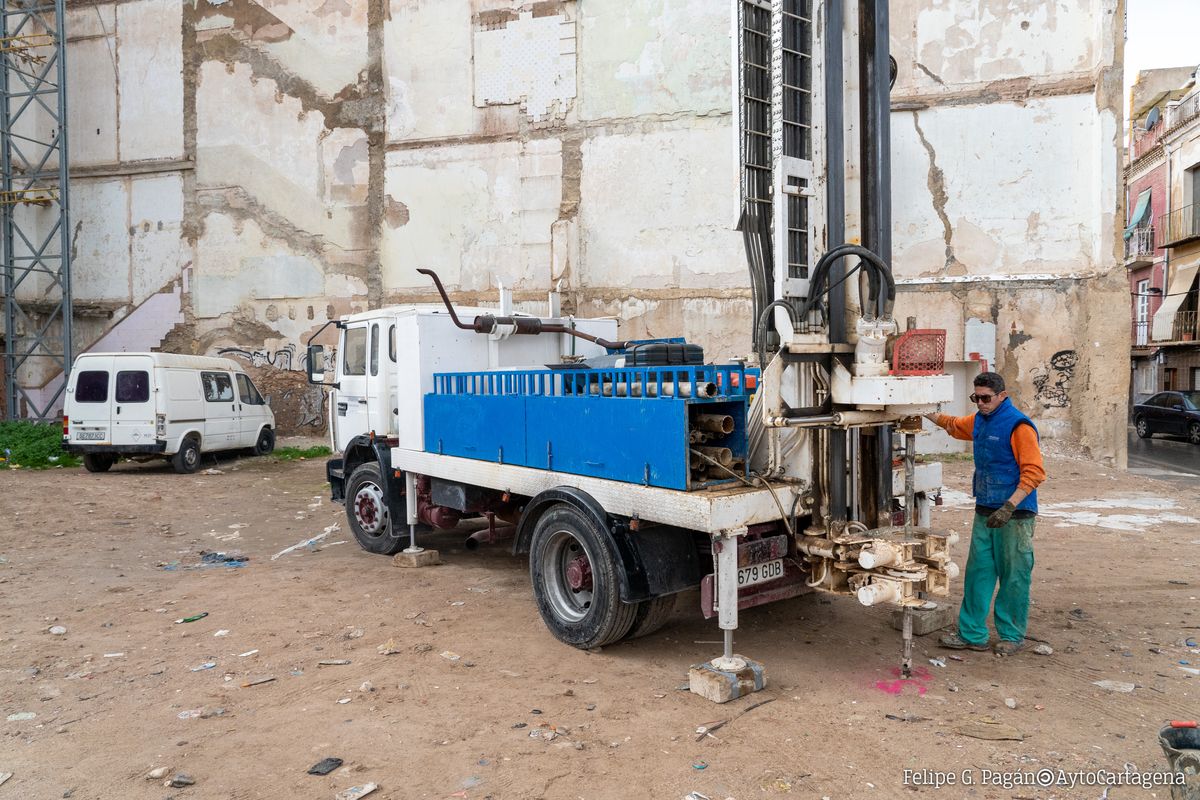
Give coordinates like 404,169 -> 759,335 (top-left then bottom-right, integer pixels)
1,0 -> 70,420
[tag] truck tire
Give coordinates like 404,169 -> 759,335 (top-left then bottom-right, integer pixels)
83,453 -> 115,473
346,462 -> 405,555
529,504 -> 636,649
172,437 -> 201,474
626,594 -> 678,640
254,427 -> 275,456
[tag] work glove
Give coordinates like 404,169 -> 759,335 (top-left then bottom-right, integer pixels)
986,501 -> 1016,529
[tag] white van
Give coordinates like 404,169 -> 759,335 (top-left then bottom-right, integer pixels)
62,352 -> 276,474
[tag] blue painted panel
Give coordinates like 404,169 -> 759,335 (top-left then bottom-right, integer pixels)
526,396 -> 689,489
423,394 -> 528,466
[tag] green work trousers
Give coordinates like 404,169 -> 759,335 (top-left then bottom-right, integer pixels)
957,513 -> 1035,645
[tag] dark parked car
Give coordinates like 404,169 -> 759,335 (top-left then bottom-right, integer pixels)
1133,391 -> 1200,444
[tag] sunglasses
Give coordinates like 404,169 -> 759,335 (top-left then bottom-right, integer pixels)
969,393 -> 998,403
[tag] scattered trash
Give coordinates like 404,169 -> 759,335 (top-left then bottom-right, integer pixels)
1189,639 -> 1198,648
1004,698 -> 1018,709
214,630 -> 230,637
955,719 -> 1024,741
928,657 -> 946,667
359,681 -> 373,693
694,697 -> 775,741
177,709 -> 202,720
103,653 -> 124,658
377,639 -> 401,656
168,774 -> 195,788
318,659 -> 351,666
1034,704 -> 1045,711
1093,680 -> 1136,692
175,613 -> 209,624
1068,608 -> 1090,620
440,651 -> 461,662
1170,580 -> 1189,586
308,758 -> 343,776
146,767 -> 170,780
337,698 -> 351,704
48,625 -> 66,636
531,709 -> 542,715
198,552 -> 248,569
241,676 -> 276,687
1033,643 -> 1054,656
6,712 -> 35,721
270,523 -> 340,561
200,707 -> 226,719
885,713 -> 929,723
512,722 -> 527,729
684,792 -> 711,800
1181,667 -> 1200,676
190,662 -> 216,672
334,782 -> 378,800
413,644 -> 433,654
692,761 -> 708,770
946,654 -> 965,662
202,468 -> 223,475
238,650 -> 259,658
345,628 -> 364,640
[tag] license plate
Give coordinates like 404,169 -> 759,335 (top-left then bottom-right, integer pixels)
738,558 -> 784,588
76,431 -> 106,441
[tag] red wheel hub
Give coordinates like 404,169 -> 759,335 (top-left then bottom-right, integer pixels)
565,555 -> 592,591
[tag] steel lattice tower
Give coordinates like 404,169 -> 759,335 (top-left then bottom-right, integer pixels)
1,0 -> 70,421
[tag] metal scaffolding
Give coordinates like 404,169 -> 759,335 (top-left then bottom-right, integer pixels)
1,0 -> 70,420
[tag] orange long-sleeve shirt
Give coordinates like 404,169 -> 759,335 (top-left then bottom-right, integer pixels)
931,412 -> 1046,494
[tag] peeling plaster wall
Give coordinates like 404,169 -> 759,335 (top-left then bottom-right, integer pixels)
61,0 -> 1122,451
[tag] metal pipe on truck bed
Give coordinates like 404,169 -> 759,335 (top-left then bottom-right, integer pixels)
587,381 -> 717,399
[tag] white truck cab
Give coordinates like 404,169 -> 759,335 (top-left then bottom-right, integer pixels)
63,352 -> 276,473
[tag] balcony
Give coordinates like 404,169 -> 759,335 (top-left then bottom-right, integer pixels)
1125,225 -> 1157,266
1168,310 -> 1199,342
1168,93 -> 1200,129
1132,320 -> 1150,346
1159,204 -> 1200,248
1131,125 -> 1165,162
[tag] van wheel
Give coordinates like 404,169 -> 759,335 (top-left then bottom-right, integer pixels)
172,438 -> 201,474
83,453 -> 115,473
346,463 -> 404,555
254,428 -> 275,456
529,505 -> 636,649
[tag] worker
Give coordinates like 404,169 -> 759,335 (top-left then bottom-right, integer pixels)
924,371 -> 1046,657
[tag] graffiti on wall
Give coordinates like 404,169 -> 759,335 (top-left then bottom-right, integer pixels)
217,344 -> 333,431
1031,350 -> 1078,409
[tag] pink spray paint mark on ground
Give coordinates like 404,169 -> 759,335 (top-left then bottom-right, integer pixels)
875,665 -> 932,696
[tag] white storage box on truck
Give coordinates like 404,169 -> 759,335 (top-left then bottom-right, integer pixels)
62,352 -> 276,474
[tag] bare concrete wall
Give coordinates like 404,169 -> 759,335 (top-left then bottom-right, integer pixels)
61,0 -> 1124,456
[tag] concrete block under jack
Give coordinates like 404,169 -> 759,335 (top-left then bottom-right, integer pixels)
688,657 -> 766,704
392,549 -> 440,568
891,603 -> 955,636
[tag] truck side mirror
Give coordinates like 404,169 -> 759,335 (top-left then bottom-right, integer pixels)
308,344 -> 333,386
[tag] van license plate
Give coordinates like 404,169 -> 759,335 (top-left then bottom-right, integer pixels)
738,558 -> 784,588
76,431 -> 106,441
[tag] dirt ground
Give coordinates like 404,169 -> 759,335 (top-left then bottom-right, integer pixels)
2,441 -> 1198,800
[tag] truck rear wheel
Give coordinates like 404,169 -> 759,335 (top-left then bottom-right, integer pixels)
626,594 -> 678,640
83,453 -> 115,473
346,463 -> 405,555
529,505 -> 636,649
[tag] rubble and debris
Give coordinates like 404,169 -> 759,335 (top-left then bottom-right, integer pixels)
307,758 -> 343,776
334,782 -> 378,800
174,613 -> 208,624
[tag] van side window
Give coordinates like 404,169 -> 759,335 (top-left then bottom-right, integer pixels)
389,324 -> 396,363
116,371 -> 150,403
370,323 -> 380,376
343,327 -> 367,376
201,371 -> 234,402
236,374 -> 265,405
76,371 -> 109,402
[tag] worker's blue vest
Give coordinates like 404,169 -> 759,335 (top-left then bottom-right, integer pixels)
971,397 -> 1038,514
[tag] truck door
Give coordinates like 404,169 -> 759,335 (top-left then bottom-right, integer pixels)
67,356 -> 114,444
335,323 -> 370,452
110,356 -> 156,447
200,370 -> 239,449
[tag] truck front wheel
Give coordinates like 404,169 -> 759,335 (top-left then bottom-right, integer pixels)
529,505 -> 636,649
346,463 -> 404,555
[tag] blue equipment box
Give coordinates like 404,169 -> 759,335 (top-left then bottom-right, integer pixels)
424,365 -> 750,490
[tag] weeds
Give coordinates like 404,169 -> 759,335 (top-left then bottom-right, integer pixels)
272,445 -> 332,461
0,420 -> 80,469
